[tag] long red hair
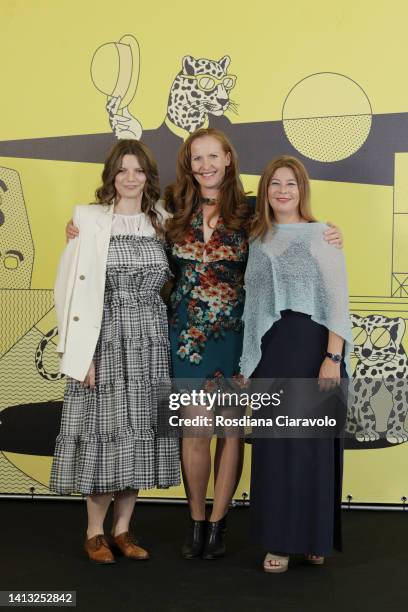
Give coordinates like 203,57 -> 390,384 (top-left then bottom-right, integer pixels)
165,128 -> 250,244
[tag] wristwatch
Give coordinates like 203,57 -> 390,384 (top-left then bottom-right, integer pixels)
325,352 -> 342,363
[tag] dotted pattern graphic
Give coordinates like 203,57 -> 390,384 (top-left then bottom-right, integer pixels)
283,114 -> 372,162
0,167 -> 34,289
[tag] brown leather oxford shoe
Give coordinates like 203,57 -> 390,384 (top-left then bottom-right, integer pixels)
113,532 -> 149,560
84,534 -> 116,564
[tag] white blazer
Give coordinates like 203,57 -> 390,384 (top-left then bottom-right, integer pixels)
54,201 -> 170,381
54,203 -> 114,381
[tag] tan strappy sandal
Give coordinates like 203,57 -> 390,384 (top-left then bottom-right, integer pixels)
305,554 -> 325,565
263,552 -> 289,573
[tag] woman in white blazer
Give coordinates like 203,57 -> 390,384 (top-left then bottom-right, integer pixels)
50,140 -> 180,564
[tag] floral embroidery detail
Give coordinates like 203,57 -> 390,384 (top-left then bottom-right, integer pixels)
170,206 -> 248,366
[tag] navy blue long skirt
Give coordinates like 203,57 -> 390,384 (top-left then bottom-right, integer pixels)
250,310 -> 346,556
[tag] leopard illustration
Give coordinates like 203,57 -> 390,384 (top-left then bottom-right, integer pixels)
347,313 -> 408,444
166,55 -> 237,133
105,51 -> 239,185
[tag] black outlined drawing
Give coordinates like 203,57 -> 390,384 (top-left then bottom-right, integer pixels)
282,72 -> 372,162
0,39 -> 408,481
347,314 -> 408,447
0,167 -> 34,289
91,34 -> 142,140
0,167 -> 64,492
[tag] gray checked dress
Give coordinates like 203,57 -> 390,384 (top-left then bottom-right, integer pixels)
50,212 -> 180,495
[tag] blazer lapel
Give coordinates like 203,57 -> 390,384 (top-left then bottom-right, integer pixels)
95,204 -> 114,253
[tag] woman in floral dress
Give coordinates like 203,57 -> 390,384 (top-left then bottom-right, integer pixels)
165,128 -> 251,559
169,210 -> 247,373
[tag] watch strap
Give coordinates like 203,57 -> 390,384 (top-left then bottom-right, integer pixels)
325,351 -> 342,363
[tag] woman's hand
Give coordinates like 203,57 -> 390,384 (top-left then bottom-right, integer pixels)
318,357 -> 341,391
83,361 -> 96,389
324,222 -> 343,249
66,218 -> 79,242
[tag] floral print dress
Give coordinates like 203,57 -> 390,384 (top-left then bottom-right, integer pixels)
169,205 -> 248,381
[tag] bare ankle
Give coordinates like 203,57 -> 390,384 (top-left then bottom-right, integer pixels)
190,514 -> 206,521
111,524 -> 130,537
86,529 -> 104,540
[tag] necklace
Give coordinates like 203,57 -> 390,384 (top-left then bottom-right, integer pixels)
200,197 -> 219,206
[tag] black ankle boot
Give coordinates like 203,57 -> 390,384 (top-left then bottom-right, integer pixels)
202,516 -> 227,560
181,519 -> 207,559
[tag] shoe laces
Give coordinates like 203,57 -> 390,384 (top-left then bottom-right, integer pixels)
123,532 -> 137,545
93,535 -> 108,549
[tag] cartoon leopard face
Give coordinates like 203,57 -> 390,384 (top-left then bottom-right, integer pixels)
351,313 -> 406,374
167,55 -> 237,133
347,313 -> 408,445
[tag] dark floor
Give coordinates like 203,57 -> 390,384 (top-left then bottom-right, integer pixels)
1,500 -> 407,612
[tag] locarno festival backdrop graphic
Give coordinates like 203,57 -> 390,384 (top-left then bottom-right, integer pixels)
0,0 -> 407,504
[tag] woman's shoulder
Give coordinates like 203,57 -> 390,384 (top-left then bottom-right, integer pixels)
308,221 -> 331,242
275,221 -> 328,233
78,203 -> 111,213
248,235 -> 267,254
74,203 -> 111,216
154,199 -> 173,222
310,221 -> 328,230
72,203 -> 112,226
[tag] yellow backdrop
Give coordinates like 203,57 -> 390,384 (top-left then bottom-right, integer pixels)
0,0 -> 407,504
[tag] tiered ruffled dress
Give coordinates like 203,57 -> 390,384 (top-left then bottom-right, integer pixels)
50,213 -> 180,495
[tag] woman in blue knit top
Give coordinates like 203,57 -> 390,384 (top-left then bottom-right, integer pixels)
242,155 -> 351,573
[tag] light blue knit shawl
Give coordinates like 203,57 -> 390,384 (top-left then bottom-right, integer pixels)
240,222 -> 352,377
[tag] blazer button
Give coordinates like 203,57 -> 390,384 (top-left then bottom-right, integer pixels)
79,274 -> 85,280
73,316 -> 79,321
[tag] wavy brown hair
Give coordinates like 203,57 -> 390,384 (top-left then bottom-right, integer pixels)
94,139 -> 164,237
250,155 -> 316,241
165,128 -> 250,244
